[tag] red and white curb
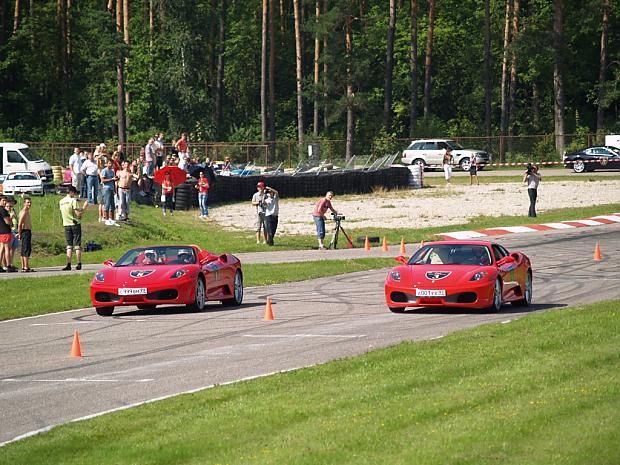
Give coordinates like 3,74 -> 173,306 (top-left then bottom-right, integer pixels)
437,213 -> 620,240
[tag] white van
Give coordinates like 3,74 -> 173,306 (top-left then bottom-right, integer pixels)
0,143 -> 53,182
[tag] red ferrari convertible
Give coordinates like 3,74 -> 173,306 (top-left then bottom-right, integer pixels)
90,245 -> 243,316
384,240 -> 532,313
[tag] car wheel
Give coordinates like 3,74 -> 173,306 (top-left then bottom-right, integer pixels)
459,157 -> 471,171
572,159 -> 586,173
512,271 -> 532,307
137,305 -> 156,310
412,158 -> 426,170
187,277 -> 206,311
388,306 -> 406,313
96,306 -> 114,316
487,279 -> 502,313
222,270 -> 244,306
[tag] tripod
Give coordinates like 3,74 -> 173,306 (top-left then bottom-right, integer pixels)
328,218 -> 354,249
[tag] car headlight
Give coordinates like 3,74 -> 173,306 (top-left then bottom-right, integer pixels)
95,272 -> 105,282
389,271 -> 401,281
470,271 -> 488,282
170,269 -> 188,279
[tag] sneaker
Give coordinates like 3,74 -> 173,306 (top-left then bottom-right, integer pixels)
319,246 -> 327,250
8,265 -> 19,272
0,268 -> 6,273
62,264 -> 71,271
98,217 -> 103,222
256,240 -> 260,244
76,263 -> 82,270
104,219 -> 113,226
163,211 -> 166,216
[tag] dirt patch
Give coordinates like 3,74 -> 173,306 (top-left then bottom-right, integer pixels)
211,180 -> 620,235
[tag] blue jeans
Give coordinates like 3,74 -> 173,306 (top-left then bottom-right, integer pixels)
313,216 -> 326,240
199,193 -> 208,216
102,188 -> 115,212
86,175 -> 99,204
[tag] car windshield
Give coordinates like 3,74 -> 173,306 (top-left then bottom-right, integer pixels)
20,147 -> 43,162
408,244 -> 492,266
9,173 -> 38,181
115,246 -> 196,267
445,140 -> 464,150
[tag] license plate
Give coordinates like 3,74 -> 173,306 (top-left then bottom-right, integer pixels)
415,289 -> 446,297
118,287 -> 147,296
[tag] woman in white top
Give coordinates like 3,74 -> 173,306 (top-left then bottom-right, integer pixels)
443,147 -> 454,184
523,164 -> 542,217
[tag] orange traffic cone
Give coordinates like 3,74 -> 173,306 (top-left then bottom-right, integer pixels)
264,297 -> 275,320
400,237 -> 406,255
70,330 -> 82,358
594,242 -> 602,261
364,236 -> 371,251
382,236 -> 388,252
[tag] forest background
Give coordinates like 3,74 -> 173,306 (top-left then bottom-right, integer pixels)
0,0 -> 618,163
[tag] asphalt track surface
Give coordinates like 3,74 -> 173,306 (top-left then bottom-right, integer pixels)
0,224 -> 619,445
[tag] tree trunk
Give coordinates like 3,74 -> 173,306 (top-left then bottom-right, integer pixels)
596,0 -> 609,133
116,0 -> 126,145
383,0 -> 396,133
484,0 -> 491,150
123,0 -> 130,123
345,14 -> 354,162
553,0 -> 565,156
507,0 -> 520,150
293,0 -> 305,153
12,0 -> 19,33
215,0 -> 227,139
268,0 -> 276,151
409,0 -> 418,136
279,0 -> 285,36
149,0 -> 154,54
323,0 -> 329,132
261,0 -> 268,142
422,0 -> 435,118
57,0 -> 68,80
313,0 -> 320,137
499,0 -> 511,162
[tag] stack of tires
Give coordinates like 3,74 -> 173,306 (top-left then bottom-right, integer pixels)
52,166 -> 64,184
174,181 -> 197,211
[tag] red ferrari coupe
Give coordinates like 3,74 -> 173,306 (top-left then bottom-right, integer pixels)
384,240 -> 532,313
90,245 -> 243,316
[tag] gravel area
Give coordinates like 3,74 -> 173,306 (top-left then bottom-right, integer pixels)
211,180 -> 620,235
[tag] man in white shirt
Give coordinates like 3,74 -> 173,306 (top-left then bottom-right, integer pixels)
68,147 -> 84,192
80,151 -> 100,204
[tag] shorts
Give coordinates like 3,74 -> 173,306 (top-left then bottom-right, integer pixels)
20,229 -> 32,257
254,212 -> 265,232
0,233 -> 11,244
103,188 -> 115,211
64,224 -> 82,247
10,232 -> 20,250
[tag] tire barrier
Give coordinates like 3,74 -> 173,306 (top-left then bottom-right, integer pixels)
202,166 -> 410,204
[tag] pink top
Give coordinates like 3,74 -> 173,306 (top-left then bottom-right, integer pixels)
162,179 -> 174,194
313,198 -> 333,217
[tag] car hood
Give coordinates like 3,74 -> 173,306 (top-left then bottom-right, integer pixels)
96,265 -> 196,286
5,180 -> 42,187
396,264 -> 495,286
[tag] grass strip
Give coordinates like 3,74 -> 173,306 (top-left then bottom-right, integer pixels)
1,300 -> 618,464
0,258 -> 395,320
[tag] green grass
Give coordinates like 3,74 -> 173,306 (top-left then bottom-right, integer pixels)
1,300 -> 618,464
13,191 -> 620,268
0,258 -> 395,320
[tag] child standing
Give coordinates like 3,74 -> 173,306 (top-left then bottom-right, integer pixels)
469,161 -> 479,185
161,172 -> 174,216
18,198 -> 34,272
195,171 -> 210,218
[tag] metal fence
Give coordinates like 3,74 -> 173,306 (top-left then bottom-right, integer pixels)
23,133 -> 609,168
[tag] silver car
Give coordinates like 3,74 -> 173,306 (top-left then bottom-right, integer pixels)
401,139 -> 491,171
2,171 -> 45,196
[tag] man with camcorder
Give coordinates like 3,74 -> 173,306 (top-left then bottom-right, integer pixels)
523,163 -> 542,217
312,191 -> 340,250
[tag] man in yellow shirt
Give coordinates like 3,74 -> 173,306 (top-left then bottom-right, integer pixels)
59,186 -> 88,271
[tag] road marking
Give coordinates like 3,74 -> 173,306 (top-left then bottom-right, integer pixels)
2,378 -> 154,383
30,322 -> 97,326
243,333 -> 366,339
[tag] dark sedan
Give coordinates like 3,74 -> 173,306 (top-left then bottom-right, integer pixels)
563,146 -> 620,173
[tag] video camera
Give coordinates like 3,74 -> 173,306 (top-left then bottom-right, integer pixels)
526,163 -> 533,175
332,213 -> 346,221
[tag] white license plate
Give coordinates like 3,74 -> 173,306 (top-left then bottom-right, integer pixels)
118,287 -> 147,296
415,289 -> 446,297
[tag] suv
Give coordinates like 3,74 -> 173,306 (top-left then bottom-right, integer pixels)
401,139 -> 491,171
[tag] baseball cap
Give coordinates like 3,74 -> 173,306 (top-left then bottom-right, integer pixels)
257,182 -> 265,188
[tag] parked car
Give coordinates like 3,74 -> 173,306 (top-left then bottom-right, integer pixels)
401,139 -> 491,171
563,146 -> 620,173
1,171 -> 44,196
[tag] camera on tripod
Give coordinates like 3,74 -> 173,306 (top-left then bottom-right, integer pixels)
332,213 -> 346,221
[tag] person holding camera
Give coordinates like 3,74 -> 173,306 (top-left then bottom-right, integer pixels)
263,186 -> 279,246
523,163 -> 542,217
59,186 -> 89,271
252,182 -> 268,244
312,191 -> 339,250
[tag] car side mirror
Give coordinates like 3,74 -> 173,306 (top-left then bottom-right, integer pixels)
394,255 -> 408,265
103,259 -> 115,267
219,254 -> 228,263
496,255 -> 515,267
